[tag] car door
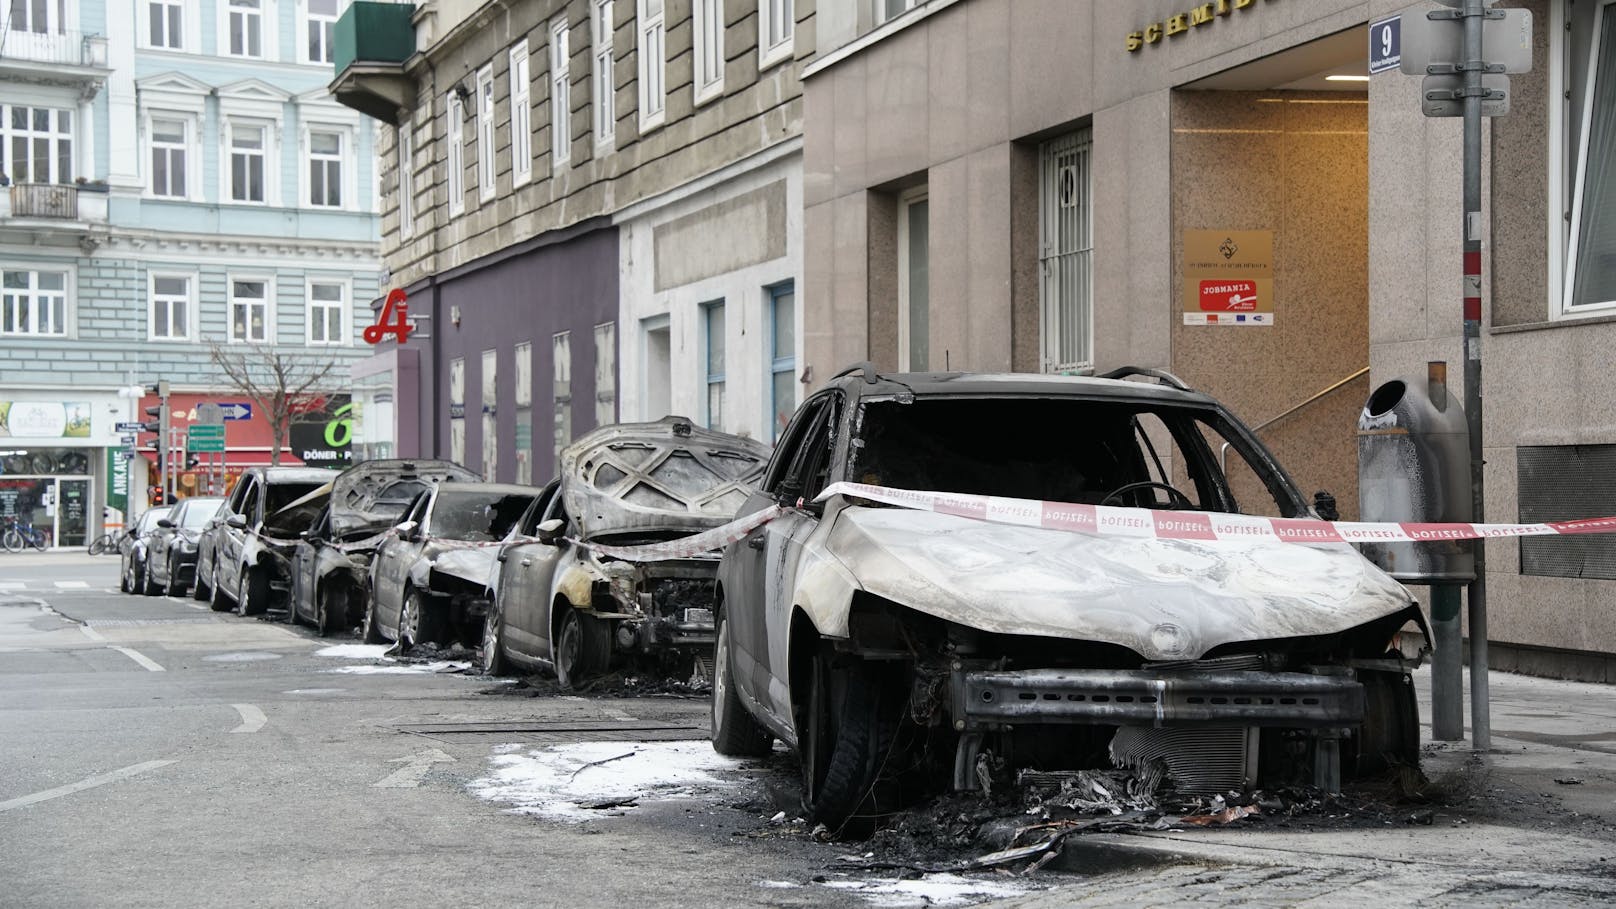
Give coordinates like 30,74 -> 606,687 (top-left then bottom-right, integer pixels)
291,506 -> 328,622
219,477 -> 259,598
494,481 -> 561,662
371,491 -> 427,628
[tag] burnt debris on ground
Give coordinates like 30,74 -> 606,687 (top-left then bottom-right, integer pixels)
476,668 -> 713,699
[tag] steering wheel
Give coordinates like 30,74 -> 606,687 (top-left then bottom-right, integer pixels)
1099,481 -> 1195,510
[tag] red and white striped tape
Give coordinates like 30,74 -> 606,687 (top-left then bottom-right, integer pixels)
570,506 -> 787,562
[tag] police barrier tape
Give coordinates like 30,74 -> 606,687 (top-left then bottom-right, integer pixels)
568,506 -> 787,562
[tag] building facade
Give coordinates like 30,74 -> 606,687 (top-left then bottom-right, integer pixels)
799,0 -> 1616,679
335,0 -> 806,484
1,0 -> 382,545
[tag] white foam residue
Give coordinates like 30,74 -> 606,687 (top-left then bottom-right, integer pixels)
469,740 -> 751,820
315,644 -> 396,660
325,660 -> 471,675
757,881 -> 803,889
821,873 -> 1033,908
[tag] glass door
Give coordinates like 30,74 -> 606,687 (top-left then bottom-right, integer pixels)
57,478 -> 89,548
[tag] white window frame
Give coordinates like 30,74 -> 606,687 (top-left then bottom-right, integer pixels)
398,122 -> 415,238
550,16 -> 572,167
1,267 -> 74,339
305,277 -> 349,346
224,119 -> 271,205
765,281 -> 795,441
481,348 -> 498,481
594,321 -> 616,426
142,0 -> 196,51
758,0 -> 793,70
702,299 -> 726,431
226,275 -> 273,344
693,0 -> 724,105
896,186 -> 928,372
510,41 -> 533,187
145,112 -> 197,200
303,124 -> 352,209
0,104 -> 75,185
147,271 -> 197,342
300,0 -> 344,66
592,0 -> 616,151
476,64 -> 495,201
874,0 -> 919,27
636,0 -> 666,132
1557,0 -> 1616,319
447,91 -> 466,217
220,0 -> 276,60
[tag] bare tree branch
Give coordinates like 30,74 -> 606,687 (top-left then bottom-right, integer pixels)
208,343 -> 344,466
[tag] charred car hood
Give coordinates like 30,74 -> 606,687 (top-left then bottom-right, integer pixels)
431,546 -> 500,590
827,507 -> 1414,662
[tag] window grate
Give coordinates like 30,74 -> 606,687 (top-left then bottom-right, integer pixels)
1038,128 -> 1093,374
1518,445 -> 1616,580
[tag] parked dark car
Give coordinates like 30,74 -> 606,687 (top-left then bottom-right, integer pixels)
144,496 -> 225,596
118,506 -> 173,595
480,417 -> 769,684
711,366 -> 1427,831
363,483 -> 539,650
192,503 -> 230,603
204,467 -> 333,616
285,459 -> 479,635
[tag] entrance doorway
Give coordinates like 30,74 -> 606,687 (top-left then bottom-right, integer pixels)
0,475 -> 90,548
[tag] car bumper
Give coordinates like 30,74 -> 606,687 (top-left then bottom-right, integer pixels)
952,668 -> 1365,730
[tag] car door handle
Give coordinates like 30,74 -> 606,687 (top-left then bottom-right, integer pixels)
746,533 -> 766,550
520,559 -> 532,566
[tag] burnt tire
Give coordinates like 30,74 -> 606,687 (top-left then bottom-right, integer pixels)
711,610 -> 771,757
799,649 -> 902,835
361,593 -> 387,644
209,566 -> 233,612
317,584 -> 350,637
481,605 -> 508,676
554,606 -> 609,689
1353,670 -> 1420,777
236,568 -> 269,617
399,589 -> 443,651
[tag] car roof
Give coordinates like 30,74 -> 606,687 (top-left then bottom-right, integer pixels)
835,369 -> 1222,408
431,482 -> 540,499
250,467 -> 338,484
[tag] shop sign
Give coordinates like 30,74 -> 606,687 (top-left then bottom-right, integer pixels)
1183,230 -> 1274,326
289,395 -> 355,466
0,402 -> 92,438
1126,0 -> 1267,53
364,289 -> 414,344
106,448 -> 128,514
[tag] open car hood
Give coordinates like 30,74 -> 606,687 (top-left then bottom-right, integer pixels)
827,507 -> 1414,662
271,459 -> 480,538
560,417 -> 770,540
430,546 -> 500,590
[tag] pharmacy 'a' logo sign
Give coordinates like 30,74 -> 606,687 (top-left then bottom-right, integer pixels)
1199,279 -> 1258,312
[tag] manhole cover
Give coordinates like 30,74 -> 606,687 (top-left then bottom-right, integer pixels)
203,652 -> 284,662
395,718 -> 708,744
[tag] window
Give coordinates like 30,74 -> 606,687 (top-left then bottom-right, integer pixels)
307,280 -> 346,344
148,0 -> 184,49
636,0 -> 665,130
446,92 -> 465,216
592,0 -> 615,150
514,341 -> 533,484
874,0 -> 918,26
150,117 -> 188,198
148,273 -> 193,341
450,357 -> 466,466
1038,128 -> 1093,371
594,322 -> 616,426
703,300 -> 725,430
476,64 -> 495,201
642,314 -> 671,420
305,0 -> 339,64
0,105 -> 73,184
228,278 -> 269,343
9,0 -> 59,32
1,270 -> 68,337
226,0 -> 264,57
758,0 -> 793,68
693,0 -> 724,104
897,187 -> 929,371
482,349 -> 498,481
398,124 -> 414,237
550,17 -> 571,167
308,129 -> 344,207
510,42 -> 533,186
1563,0 -> 1616,316
228,122 -> 267,203
767,282 -> 795,440
553,331 -> 572,465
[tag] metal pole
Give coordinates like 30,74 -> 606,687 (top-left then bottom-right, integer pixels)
157,399 -> 169,506
1430,585 -> 1465,739
1461,0 -> 1491,753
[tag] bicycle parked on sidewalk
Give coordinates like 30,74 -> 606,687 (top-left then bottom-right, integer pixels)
1,516 -> 49,552
87,525 -> 124,555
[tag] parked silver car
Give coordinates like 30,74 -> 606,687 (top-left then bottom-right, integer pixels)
144,496 -> 225,597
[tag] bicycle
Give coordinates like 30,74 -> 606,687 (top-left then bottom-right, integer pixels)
88,525 -> 124,555
1,516 -> 48,552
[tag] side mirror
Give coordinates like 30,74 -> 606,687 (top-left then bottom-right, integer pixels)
1313,490 -> 1339,523
536,518 -> 564,544
157,519 -> 175,529
226,514 -> 247,530
394,520 -> 418,539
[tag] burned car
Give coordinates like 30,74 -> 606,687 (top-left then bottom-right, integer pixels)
712,366 -> 1426,830
480,417 -> 769,684
208,467 -> 334,616
284,459 -> 480,635
144,496 -> 225,597
364,483 -> 540,650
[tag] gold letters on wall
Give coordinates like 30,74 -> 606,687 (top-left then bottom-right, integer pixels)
1126,0 -> 1263,52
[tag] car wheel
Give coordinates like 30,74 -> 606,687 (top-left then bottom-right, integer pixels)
398,589 -> 428,652
361,592 -> 387,644
119,557 -> 132,593
798,648 -> 903,834
142,559 -> 161,596
165,558 -> 185,597
317,583 -> 349,637
236,569 -> 268,617
554,607 -> 609,689
193,557 -> 212,601
711,610 -> 772,757
209,565 -> 233,612
1352,670 -> 1420,778
481,604 -> 508,676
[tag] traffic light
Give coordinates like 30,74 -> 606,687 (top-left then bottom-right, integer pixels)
144,380 -> 171,398
142,405 -> 163,435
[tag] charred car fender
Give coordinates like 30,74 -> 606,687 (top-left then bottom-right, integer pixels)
555,559 -> 603,611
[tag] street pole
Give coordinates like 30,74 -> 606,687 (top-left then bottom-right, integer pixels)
1460,0 -> 1491,754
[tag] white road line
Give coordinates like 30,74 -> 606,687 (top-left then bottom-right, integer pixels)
372,749 -> 455,788
0,760 -> 176,813
0,581 -> 24,590
184,601 -> 207,611
79,625 -> 106,642
54,580 -> 89,589
110,646 -> 166,672
230,704 -> 267,734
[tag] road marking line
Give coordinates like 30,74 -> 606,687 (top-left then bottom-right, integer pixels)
54,581 -> 89,589
230,704 -> 267,734
0,760 -> 176,813
110,646 -> 166,672
184,601 -> 208,611
373,748 -> 455,788
0,581 -> 24,590
79,625 -> 106,642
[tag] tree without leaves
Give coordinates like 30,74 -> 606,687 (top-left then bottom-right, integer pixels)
208,343 -> 342,466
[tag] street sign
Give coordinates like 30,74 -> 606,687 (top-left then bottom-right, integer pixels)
187,423 -> 226,453
221,403 -> 253,421
120,434 -> 136,445
1421,72 -> 1511,117
1369,16 -> 1400,75
195,402 -> 225,425
116,421 -> 146,433
1400,8 -> 1532,76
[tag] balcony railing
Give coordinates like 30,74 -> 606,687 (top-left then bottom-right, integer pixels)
333,3 -> 414,73
2,183 -> 109,223
0,28 -> 109,68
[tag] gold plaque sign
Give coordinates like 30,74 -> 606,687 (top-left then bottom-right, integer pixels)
1183,230 -> 1274,326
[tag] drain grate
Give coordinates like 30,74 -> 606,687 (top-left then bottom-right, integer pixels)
395,718 -> 708,744
86,617 -> 231,627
